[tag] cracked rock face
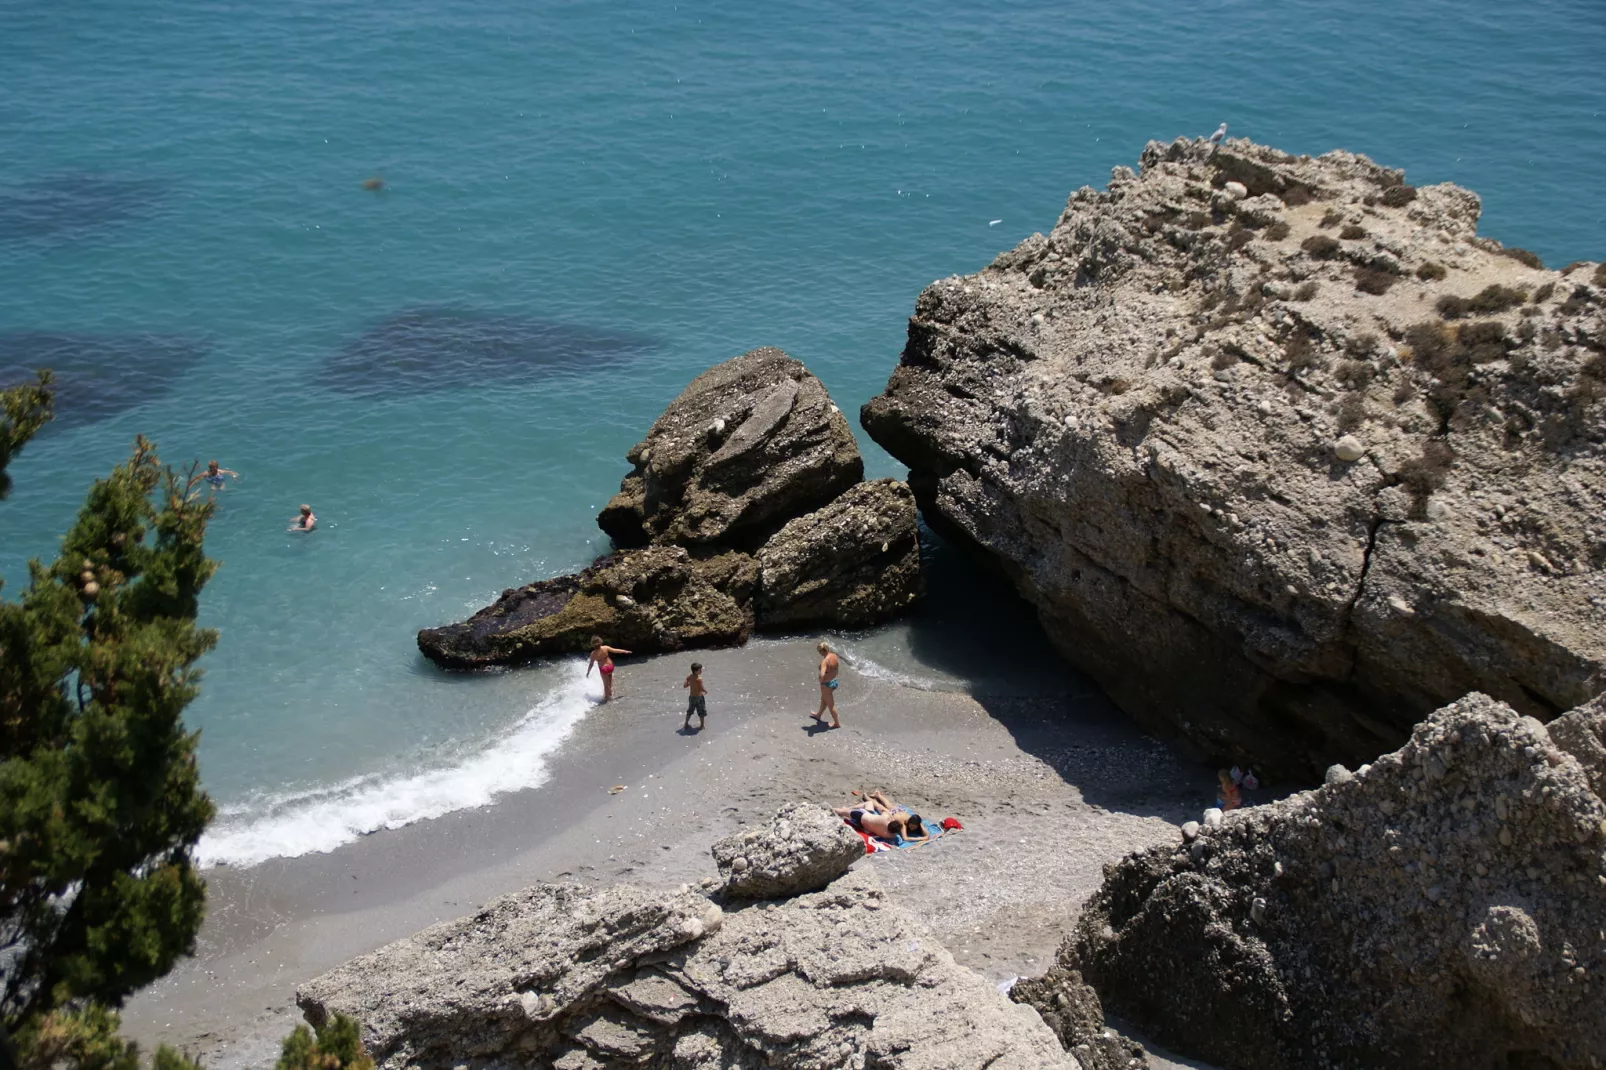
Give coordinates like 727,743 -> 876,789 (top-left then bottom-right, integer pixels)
1063,692 -> 1606,1070
711,801 -> 865,899
755,479 -> 921,630
862,135 -> 1606,778
295,869 -> 1076,1070
598,347 -> 864,550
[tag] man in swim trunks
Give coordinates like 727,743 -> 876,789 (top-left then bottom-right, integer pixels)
810,641 -> 841,728
288,504 -> 316,533
203,460 -> 238,490
587,635 -> 632,702
833,805 -> 903,840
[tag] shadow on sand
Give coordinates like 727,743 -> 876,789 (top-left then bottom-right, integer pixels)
884,526 -> 1222,820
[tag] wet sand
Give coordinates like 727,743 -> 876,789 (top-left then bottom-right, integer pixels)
122,544 -> 1223,1068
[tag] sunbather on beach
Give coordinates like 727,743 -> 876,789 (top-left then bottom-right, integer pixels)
833,806 -> 904,840
851,791 -> 931,842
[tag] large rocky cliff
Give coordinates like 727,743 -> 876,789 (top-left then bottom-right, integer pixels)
863,136 -> 1606,778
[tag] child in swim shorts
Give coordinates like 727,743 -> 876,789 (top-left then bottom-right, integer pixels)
683,662 -> 708,730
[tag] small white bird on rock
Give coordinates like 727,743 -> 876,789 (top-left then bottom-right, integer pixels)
1206,122 -> 1228,149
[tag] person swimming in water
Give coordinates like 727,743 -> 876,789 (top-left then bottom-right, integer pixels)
288,504 -> 316,533
203,460 -> 238,490
587,635 -> 632,702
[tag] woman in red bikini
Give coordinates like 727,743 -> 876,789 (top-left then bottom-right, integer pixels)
586,635 -> 632,702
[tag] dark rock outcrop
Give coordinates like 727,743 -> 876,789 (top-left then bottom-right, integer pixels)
296,868 -> 1076,1069
420,347 -> 921,668
597,347 -> 863,550
862,135 -> 1605,778
710,801 -> 864,899
1010,968 -> 1149,1070
1060,691 -> 1606,1070
416,548 -> 754,668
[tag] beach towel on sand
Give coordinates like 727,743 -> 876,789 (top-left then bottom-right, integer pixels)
844,812 -> 960,852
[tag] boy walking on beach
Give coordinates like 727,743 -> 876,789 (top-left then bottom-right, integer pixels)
683,662 -> 708,730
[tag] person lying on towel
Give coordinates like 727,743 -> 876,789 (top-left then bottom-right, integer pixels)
834,806 -> 905,840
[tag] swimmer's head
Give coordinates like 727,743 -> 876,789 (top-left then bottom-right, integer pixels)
207,460 -> 219,472
690,662 -> 702,674
591,634 -> 603,648
299,504 -> 312,516
817,641 -> 831,654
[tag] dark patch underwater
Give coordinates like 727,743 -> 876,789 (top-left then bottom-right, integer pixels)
0,332 -> 209,429
318,307 -> 655,396
0,173 -> 166,246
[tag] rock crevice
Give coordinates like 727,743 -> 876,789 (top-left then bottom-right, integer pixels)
863,135 -> 1605,777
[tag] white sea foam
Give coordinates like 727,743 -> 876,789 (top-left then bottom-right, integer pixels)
196,661 -> 596,869
837,645 -> 958,693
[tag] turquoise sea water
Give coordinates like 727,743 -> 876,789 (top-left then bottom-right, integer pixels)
3,0 -> 1603,865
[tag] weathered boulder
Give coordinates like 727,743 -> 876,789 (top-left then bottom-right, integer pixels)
416,547 -> 753,668
862,135 -> 1605,778
295,883 -> 718,1065
710,801 -> 864,898
1062,691 -> 1606,1070
1010,968 -> 1149,1070
297,868 -> 1077,1070
598,347 -> 864,550
420,347 -> 922,668
755,478 -> 921,630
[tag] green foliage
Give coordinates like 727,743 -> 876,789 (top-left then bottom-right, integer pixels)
1301,234 -> 1342,260
1497,246 -> 1544,270
276,1014 -> 375,1070
11,1003 -> 201,1070
1,371 -> 54,500
1339,224 -> 1367,240
1354,267 -> 1396,295
1264,221 -> 1291,242
0,413 -> 217,1025
1436,284 -> 1526,319
1404,320 -> 1511,423
1415,261 -> 1447,281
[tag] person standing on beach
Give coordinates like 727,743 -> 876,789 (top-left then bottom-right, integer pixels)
587,635 -> 632,702
288,504 -> 316,533
683,661 -> 708,731
810,641 -> 841,729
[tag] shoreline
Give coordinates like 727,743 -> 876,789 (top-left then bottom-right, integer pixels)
122,631 -> 1219,1068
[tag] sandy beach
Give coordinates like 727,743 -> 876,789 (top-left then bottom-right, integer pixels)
123,556 -> 1224,1069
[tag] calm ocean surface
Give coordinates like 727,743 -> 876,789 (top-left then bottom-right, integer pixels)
2,0 -> 1603,866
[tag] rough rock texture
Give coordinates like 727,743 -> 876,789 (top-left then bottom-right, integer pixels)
598,347 -> 864,550
710,802 -> 865,899
862,136 -> 1606,778
1062,691 -> 1606,1070
297,868 -> 1077,1070
421,348 -> 921,668
1010,969 -> 1149,1070
755,479 -> 921,630
416,547 -> 754,668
